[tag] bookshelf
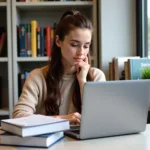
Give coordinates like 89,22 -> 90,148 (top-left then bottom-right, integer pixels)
0,0 -> 13,118
12,0 -> 97,107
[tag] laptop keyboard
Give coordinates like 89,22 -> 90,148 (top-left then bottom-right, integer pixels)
70,125 -> 80,134
71,129 -> 80,134
70,125 -> 80,130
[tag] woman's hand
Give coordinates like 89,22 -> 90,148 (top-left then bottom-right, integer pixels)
52,112 -> 81,125
75,56 -> 90,84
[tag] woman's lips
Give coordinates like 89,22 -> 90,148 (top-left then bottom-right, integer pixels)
74,58 -> 83,62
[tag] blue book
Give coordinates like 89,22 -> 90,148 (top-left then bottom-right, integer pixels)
0,129 -> 64,148
24,71 -> 29,80
19,24 -> 27,57
128,58 -> 150,79
40,27 -> 45,56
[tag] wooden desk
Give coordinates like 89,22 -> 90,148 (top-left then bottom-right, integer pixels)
0,124 -> 150,150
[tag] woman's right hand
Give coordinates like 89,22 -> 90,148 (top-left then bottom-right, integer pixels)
53,112 -> 81,125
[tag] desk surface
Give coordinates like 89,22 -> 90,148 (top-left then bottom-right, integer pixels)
1,124 -> 150,150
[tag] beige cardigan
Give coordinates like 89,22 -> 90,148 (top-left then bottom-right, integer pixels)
13,65 -> 106,118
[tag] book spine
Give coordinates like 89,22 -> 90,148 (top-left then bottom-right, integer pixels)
25,71 -> 29,80
18,72 -> 25,96
40,27 -> 45,56
0,33 -> 6,56
0,34 -> 1,48
26,24 -> 31,57
31,20 -> 37,57
44,28 -> 46,56
51,28 -> 54,50
36,27 -> 40,56
46,26 -> 51,56
0,33 -> 5,52
19,24 -> 27,57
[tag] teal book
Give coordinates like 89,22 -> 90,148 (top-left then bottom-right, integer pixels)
19,24 -> 27,57
128,58 -> 150,80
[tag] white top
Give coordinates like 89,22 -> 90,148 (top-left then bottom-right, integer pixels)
1,124 -> 150,150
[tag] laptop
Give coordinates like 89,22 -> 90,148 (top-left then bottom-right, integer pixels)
65,80 -> 150,140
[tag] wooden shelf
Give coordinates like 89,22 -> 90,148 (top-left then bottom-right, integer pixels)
17,57 -> 49,62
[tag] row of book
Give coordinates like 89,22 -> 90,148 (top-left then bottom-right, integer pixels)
0,27 -> 6,57
17,21 -> 55,57
0,114 -> 70,148
109,56 -> 150,80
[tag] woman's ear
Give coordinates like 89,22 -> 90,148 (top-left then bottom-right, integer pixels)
55,35 -> 61,47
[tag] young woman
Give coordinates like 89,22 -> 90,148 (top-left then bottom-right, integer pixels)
12,10 -> 106,124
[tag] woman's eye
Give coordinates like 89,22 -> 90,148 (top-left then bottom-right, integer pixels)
71,44 -> 78,47
84,45 -> 89,49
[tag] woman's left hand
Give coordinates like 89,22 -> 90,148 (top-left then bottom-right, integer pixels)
75,56 -> 90,84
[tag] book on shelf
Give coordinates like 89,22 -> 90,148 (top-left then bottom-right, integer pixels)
0,26 -> 6,57
19,24 -> 27,57
18,71 -> 29,97
113,56 -> 140,80
1,114 -> 70,137
0,129 -> 64,148
109,62 -> 114,80
0,76 -> 2,108
31,20 -> 37,57
128,58 -> 150,80
124,61 -> 130,80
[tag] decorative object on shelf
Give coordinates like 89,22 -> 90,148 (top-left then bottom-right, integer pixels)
141,67 -> 150,79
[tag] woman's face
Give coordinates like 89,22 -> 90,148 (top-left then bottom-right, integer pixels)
56,28 -> 92,68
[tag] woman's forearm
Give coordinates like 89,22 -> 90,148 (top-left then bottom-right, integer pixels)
79,81 -> 86,103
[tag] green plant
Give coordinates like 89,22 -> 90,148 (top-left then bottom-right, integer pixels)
141,67 -> 150,79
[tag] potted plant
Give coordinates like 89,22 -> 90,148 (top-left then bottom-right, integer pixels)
141,67 -> 150,79
141,67 -> 150,124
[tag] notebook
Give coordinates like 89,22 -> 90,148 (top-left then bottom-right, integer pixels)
65,80 -> 150,140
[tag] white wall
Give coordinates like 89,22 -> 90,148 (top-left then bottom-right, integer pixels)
98,0 -> 136,79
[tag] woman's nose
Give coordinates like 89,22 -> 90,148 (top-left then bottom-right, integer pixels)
77,47 -> 84,55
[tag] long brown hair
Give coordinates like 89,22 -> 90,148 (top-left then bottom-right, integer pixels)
44,10 -> 93,115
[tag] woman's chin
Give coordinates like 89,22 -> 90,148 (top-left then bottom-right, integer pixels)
73,62 -> 79,65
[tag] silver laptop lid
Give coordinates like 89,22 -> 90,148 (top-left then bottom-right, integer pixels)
80,80 -> 149,139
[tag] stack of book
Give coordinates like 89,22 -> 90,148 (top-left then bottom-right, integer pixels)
0,114 -> 70,148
